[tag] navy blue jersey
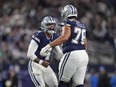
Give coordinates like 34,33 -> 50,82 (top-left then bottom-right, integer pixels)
62,19 -> 86,53
32,31 -> 59,60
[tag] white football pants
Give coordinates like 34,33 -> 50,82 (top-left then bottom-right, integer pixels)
59,50 -> 89,86
28,60 -> 58,87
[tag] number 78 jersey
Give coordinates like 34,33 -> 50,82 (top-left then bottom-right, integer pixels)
62,19 -> 86,53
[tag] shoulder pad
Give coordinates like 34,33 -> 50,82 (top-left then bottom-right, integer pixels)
32,32 -> 41,43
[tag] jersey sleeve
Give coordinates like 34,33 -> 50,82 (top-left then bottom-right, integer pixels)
64,20 -> 71,26
32,32 -> 40,44
60,19 -> 71,27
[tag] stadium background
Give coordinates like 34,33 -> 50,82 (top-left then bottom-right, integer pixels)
0,0 -> 116,87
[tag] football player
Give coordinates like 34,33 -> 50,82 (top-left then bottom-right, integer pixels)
27,16 -> 63,87
40,5 -> 89,87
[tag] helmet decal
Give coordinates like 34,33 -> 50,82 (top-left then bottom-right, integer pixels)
61,5 -> 78,20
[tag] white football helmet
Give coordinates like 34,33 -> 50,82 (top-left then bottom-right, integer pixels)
61,5 -> 78,20
41,16 -> 56,34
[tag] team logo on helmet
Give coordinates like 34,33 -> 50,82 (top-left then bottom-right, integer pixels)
61,5 -> 78,20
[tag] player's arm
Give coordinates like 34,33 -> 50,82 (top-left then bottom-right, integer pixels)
40,25 -> 71,56
50,25 -> 71,47
83,38 -> 87,50
27,39 -> 49,68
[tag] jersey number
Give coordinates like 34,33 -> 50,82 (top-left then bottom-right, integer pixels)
72,27 -> 86,45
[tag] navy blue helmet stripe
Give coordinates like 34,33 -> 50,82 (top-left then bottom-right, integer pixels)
74,6 -> 77,13
51,16 -> 54,21
49,16 -> 53,21
69,5 -> 74,14
69,5 -> 73,14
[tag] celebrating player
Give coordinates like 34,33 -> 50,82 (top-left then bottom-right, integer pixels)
40,5 -> 89,87
27,16 -> 63,87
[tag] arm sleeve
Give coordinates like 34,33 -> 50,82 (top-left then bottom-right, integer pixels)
27,39 -> 38,61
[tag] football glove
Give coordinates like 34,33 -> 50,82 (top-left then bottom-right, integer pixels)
40,44 -> 51,56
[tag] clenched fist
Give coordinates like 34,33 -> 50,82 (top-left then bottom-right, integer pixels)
41,60 -> 49,68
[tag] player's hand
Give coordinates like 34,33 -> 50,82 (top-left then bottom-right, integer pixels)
41,60 -> 49,68
40,44 -> 51,56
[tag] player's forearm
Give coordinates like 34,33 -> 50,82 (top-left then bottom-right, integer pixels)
84,38 -> 87,50
50,26 -> 70,47
50,36 -> 67,47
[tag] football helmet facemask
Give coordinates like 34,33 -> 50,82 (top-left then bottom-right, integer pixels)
41,16 -> 56,34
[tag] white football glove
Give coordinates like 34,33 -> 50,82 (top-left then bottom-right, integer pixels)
40,44 -> 51,56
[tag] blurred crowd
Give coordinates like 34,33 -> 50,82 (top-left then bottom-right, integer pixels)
0,0 -> 116,87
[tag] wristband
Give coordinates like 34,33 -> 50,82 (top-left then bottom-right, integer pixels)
39,60 -> 43,65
